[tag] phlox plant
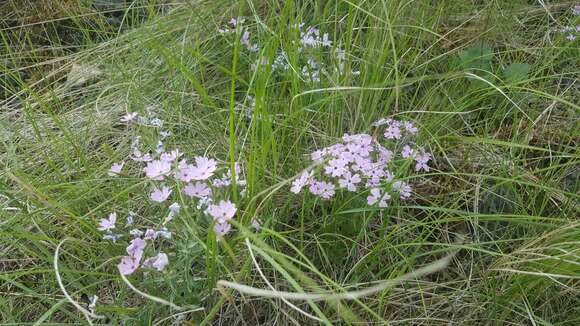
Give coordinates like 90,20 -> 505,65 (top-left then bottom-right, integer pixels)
99,110 -> 249,277
218,17 -> 359,84
291,118 -> 431,209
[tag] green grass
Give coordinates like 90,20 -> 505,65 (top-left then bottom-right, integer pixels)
1,0 -> 579,324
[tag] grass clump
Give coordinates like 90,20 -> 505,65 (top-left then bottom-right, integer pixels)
1,0 -> 579,324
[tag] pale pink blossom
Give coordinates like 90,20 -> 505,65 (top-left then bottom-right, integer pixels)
108,162 -> 124,176
206,200 -> 236,224
393,181 -> 412,199
126,238 -> 146,260
193,156 -> 217,179
324,158 -> 348,177
414,152 -> 431,172
401,145 -> 413,158
118,238 -> 146,275
142,253 -> 169,272
97,212 -> 117,231
251,218 -> 261,231
214,221 -> 232,236
177,157 -> 217,182
143,160 -> 172,180
291,170 -> 313,194
338,172 -> 361,192
384,124 -> 402,139
404,121 -> 418,134
118,256 -> 140,275
120,112 -> 138,122
367,188 -> 391,207
144,229 -> 156,240
309,180 -> 335,199
160,149 -> 181,162
183,182 -> 212,198
150,186 -> 172,202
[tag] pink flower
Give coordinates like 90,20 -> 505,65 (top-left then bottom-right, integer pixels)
352,156 -> 372,173
150,186 -> 172,202
144,229 -> 156,240
126,238 -> 146,260
309,180 -> 335,199
377,145 -> 394,164
324,158 -> 348,177
143,160 -> 172,180
401,145 -> 413,158
367,188 -> 391,207
142,252 -> 169,272
206,200 -> 236,224
120,112 -> 138,122
214,221 -> 232,236
183,182 -> 212,198
160,149 -> 181,162
131,150 -> 153,162
393,181 -> 412,199
311,149 -> 326,163
384,124 -> 402,139
97,212 -> 117,231
118,238 -> 147,275
193,156 -> 217,180
372,118 -> 391,127
108,162 -> 124,176
118,256 -> 140,275
176,157 -> 217,182
404,121 -> 418,134
251,218 -> 261,231
338,172 -> 361,192
291,170 -> 313,194
414,152 -> 431,172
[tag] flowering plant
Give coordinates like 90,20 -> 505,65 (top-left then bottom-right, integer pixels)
98,111 -> 248,276
291,119 -> 432,208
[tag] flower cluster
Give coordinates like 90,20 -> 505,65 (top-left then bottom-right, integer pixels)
218,18 -> 360,83
291,119 -> 431,208
558,5 -> 580,41
97,209 -> 173,275
99,109 -> 250,276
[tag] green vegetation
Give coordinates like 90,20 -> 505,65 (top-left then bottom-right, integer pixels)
1,0 -> 578,324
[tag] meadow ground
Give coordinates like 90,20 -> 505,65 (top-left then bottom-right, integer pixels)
1,0 -> 579,325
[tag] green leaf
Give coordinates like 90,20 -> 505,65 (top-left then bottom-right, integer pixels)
459,41 -> 493,72
503,63 -> 530,83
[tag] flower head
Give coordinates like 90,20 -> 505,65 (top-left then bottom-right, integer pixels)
251,218 -> 261,231
143,160 -> 172,180
206,200 -> 236,224
367,188 -> 391,207
97,212 -> 116,231
414,152 -> 431,172
309,180 -> 335,199
183,182 -> 212,198
120,112 -> 138,123
118,256 -> 140,275
291,170 -> 313,194
384,124 -> 402,140
142,252 -> 169,272
108,162 -> 124,176
338,172 -> 361,192
150,186 -> 172,203
393,181 -> 412,199
214,221 -> 232,236
160,149 -> 181,162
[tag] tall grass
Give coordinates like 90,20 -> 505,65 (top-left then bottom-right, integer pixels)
1,0 -> 578,324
